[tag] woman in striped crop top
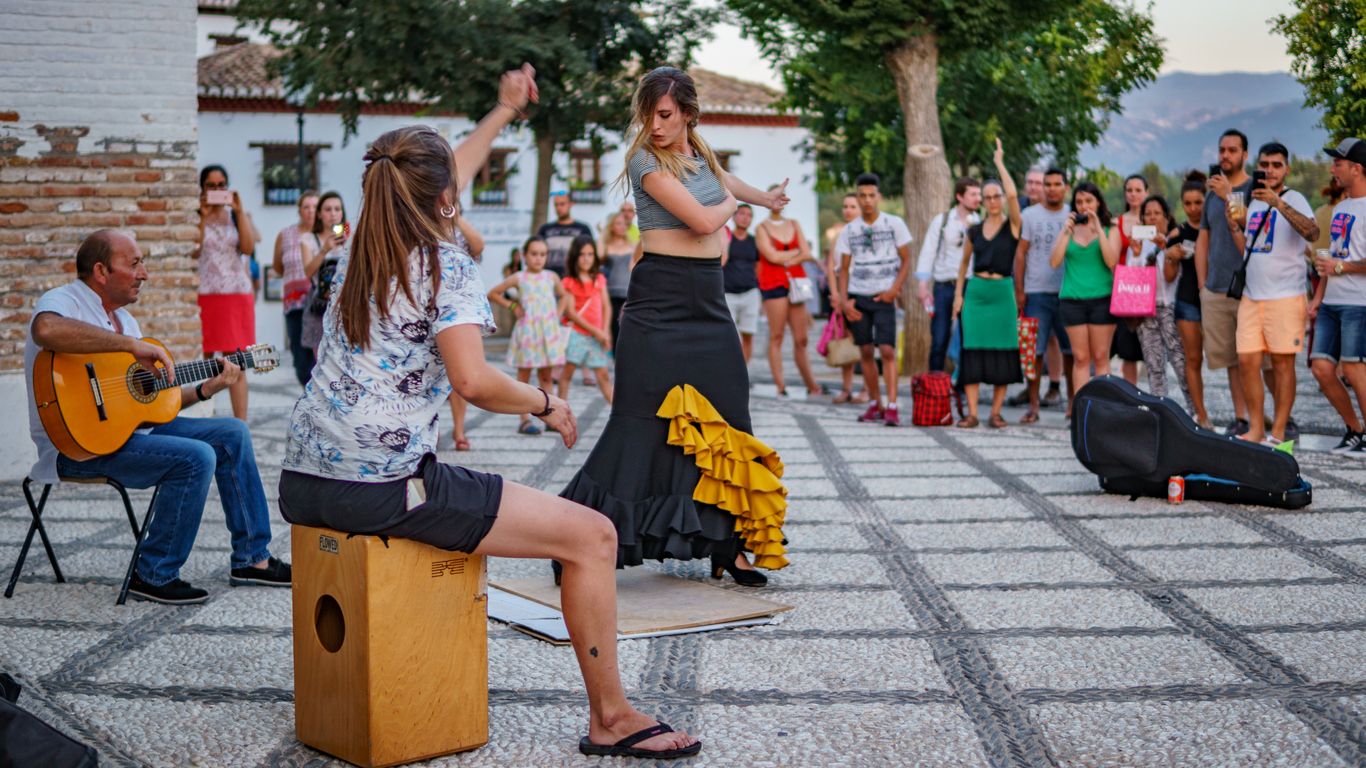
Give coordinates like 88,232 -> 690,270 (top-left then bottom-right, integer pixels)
560,66 -> 794,590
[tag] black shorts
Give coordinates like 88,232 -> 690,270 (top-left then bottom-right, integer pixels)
848,294 -> 897,347
279,453 -> 503,553
1059,297 -> 1115,327
761,285 -> 789,301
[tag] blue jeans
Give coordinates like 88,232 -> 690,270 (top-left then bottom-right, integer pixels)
284,308 -> 315,387
56,417 -> 273,586
929,281 -> 957,371
1024,292 -> 1073,355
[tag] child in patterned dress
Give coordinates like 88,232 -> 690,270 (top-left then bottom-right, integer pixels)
558,235 -> 614,403
487,236 -> 566,434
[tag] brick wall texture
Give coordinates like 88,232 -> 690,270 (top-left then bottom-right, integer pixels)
0,0 -> 200,371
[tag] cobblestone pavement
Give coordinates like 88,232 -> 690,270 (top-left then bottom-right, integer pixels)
2,342 -> 1365,767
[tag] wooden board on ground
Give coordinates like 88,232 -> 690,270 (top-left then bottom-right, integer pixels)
492,569 -> 793,641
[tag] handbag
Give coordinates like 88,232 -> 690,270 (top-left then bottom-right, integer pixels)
820,313 -> 860,367
1017,315 -> 1039,381
1110,263 -> 1157,318
788,274 -> 816,304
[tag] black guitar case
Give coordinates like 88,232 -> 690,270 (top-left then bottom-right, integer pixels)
1070,376 -> 1311,509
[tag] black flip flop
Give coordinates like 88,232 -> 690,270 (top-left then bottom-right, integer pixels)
578,722 -> 702,759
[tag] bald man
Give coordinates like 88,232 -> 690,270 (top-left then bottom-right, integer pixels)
24,230 -> 290,604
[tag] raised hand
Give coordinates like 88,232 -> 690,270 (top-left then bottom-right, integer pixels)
498,63 -> 539,114
767,179 -> 790,211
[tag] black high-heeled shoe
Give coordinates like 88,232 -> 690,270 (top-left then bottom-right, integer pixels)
551,560 -> 563,586
710,554 -> 767,587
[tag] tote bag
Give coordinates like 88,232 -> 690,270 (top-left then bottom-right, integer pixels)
1109,264 -> 1157,318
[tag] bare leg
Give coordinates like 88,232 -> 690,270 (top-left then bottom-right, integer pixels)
763,298 -> 789,394
558,362 -> 578,401
788,304 -> 819,394
1268,353 -> 1296,441
449,394 -> 469,447
1027,365 -> 1042,413
594,367 -> 613,404
1067,326 -> 1093,390
859,345 -> 880,404
990,384 -> 1008,421
964,382 -> 980,419
1346,362 -> 1366,428
1122,358 -> 1139,386
1090,325 -> 1115,378
475,483 -> 697,753
739,332 -> 753,364
879,344 -> 898,406
1227,364 -> 1248,421
1239,351 -> 1267,442
1312,359 -> 1363,431
1178,320 -> 1208,426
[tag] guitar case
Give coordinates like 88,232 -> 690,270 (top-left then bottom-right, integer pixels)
1070,376 -> 1311,509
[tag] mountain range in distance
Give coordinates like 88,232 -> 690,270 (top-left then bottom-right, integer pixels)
1080,71 -> 1330,173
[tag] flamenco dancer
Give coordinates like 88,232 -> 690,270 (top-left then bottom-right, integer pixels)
277,66 -> 700,760
560,67 -> 791,586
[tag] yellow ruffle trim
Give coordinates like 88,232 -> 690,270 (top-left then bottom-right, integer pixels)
656,384 -> 789,570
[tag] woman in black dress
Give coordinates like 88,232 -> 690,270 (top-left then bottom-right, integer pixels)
561,67 -> 791,586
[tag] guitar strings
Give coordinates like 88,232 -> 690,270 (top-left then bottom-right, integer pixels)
80,353 -> 262,389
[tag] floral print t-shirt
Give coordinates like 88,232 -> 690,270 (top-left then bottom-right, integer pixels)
283,240 -> 496,481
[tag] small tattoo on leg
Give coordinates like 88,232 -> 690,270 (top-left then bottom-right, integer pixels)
590,646 -> 598,657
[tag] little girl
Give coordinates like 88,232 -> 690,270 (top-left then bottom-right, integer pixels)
487,237 -> 566,434
1130,194 -> 1194,413
558,235 -> 613,403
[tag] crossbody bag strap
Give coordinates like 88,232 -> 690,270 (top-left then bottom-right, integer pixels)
1238,204 -> 1274,270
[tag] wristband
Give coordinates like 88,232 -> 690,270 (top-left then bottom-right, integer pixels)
531,387 -> 554,418
195,383 -> 209,402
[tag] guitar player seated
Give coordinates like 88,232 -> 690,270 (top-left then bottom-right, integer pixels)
22,230 -> 290,604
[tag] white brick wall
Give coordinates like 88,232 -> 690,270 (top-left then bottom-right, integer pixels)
0,0 -> 198,157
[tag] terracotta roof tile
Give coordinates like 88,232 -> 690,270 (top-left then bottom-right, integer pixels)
198,44 -> 786,114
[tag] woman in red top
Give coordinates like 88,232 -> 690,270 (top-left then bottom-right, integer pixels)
559,235 -> 614,403
756,187 -> 822,397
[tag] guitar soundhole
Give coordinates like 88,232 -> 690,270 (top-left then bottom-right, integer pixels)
126,364 -> 159,404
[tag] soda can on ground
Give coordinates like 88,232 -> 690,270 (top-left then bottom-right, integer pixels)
1167,475 -> 1185,504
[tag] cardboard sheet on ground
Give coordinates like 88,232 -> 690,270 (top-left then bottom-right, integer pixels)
489,570 -> 793,645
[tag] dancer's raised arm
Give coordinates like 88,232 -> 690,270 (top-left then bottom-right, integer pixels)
453,64 -> 538,192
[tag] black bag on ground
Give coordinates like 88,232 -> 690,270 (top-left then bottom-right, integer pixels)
1070,376 -> 1311,509
0,673 -> 98,767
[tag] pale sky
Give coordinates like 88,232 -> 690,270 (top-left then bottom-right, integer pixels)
699,0 -> 1298,89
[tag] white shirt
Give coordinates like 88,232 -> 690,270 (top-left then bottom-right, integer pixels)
1244,189 -> 1314,301
915,208 -> 980,283
1134,240 -> 1180,307
1324,195 -> 1366,307
834,212 -> 913,296
24,281 -> 143,484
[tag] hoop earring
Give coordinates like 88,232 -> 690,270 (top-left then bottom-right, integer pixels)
440,205 -> 456,219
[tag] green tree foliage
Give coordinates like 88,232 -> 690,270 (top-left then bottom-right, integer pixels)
234,0 -> 718,231
1274,1 -> 1366,141
744,0 -> 1163,197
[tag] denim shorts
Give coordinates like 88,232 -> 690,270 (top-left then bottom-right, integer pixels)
1311,303 -> 1366,363
1174,299 -> 1202,323
1023,292 -> 1072,355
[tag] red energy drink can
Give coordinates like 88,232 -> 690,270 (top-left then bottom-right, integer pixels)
1167,475 -> 1185,504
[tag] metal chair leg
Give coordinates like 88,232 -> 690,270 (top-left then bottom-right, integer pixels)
6,478 -> 64,599
112,479 -> 140,538
116,484 -> 158,606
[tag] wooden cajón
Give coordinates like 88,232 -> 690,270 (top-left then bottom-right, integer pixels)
291,525 -> 489,767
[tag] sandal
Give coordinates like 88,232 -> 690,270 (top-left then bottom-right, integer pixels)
956,416 -> 979,429
833,390 -> 853,404
517,421 -> 542,436
579,722 -> 702,760
989,414 -> 1008,429
1019,410 -> 1039,425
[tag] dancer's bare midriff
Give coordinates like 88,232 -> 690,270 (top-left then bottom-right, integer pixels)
641,227 -> 726,259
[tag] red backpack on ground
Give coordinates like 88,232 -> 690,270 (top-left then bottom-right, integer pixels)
911,372 -> 954,426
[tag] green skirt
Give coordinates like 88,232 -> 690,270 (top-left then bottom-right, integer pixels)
962,278 -> 1018,350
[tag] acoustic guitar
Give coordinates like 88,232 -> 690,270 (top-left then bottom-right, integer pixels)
32,339 -> 279,460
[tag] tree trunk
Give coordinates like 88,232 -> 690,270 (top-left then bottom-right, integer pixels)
530,132 -> 556,235
886,35 -> 953,378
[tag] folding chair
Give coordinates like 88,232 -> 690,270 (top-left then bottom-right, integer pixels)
6,476 -> 158,605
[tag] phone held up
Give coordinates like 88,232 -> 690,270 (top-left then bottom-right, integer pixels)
1131,225 -> 1157,241
1252,170 -> 1268,190
205,189 -> 232,206
1208,164 -> 1223,178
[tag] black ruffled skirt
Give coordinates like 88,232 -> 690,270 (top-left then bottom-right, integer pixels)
561,253 -> 749,567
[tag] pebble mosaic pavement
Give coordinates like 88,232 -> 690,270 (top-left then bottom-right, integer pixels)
2,343 -> 1365,767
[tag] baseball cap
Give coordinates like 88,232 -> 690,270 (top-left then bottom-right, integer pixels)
1325,137 -> 1366,166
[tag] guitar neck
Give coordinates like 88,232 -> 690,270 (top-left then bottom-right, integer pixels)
158,351 -> 252,391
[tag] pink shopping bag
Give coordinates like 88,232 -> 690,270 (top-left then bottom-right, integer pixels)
1109,264 -> 1157,318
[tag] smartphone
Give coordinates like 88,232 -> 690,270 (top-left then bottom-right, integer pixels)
1074,212 -> 1089,225
1131,225 -> 1157,240
1252,170 -> 1268,189
1208,164 -> 1223,178
205,189 -> 232,206
332,223 -> 345,237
